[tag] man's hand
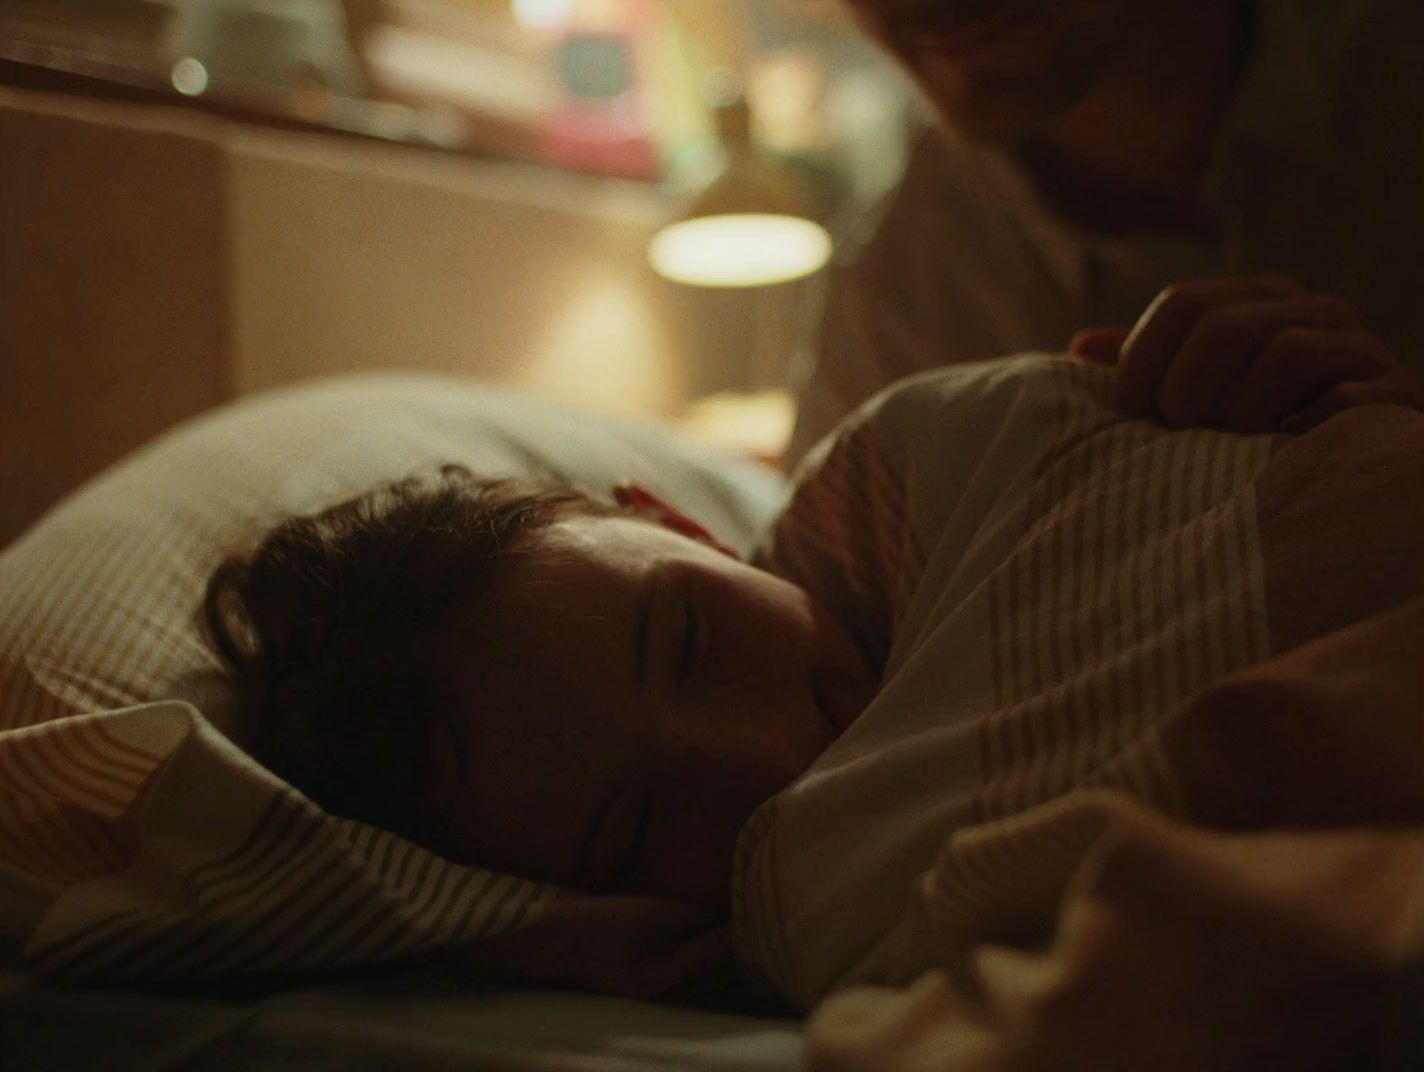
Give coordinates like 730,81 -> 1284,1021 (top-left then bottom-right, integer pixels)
1069,276 -> 1424,433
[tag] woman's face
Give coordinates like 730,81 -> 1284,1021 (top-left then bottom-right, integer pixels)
425,514 -> 878,914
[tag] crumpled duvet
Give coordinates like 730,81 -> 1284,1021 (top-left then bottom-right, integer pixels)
736,356 -> 1424,1064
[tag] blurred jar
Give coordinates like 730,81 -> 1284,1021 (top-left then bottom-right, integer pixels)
166,0 -> 366,104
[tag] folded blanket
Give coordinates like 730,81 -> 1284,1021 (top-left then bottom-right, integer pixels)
736,355 -> 1424,1013
805,600 -> 1424,1070
0,699 -> 554,980
0,693 -> 725,996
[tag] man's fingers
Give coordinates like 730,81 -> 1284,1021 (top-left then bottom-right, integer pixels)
1227,328 -> 1381,432
1108,275 -> 1415,433
1156,296 -> 1356,428
1117,275 -> 1307,417
1068,327 -> 1131,364
1279,377 -> 1407,433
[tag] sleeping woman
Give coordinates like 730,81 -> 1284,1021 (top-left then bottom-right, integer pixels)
204,467 -> 878,922
205,275 -> 1424,1037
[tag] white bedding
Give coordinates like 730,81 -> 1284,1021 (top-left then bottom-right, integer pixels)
0,962 -> 803,1071
734,356 -> 1280,1008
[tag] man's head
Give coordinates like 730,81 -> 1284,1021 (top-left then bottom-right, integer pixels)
206,469 -> 875,916
844,0 -> 1154,143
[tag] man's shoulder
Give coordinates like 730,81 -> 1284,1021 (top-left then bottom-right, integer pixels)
840,122 -> 1029,264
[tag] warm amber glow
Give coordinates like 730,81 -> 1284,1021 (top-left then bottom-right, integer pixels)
680,389 -> 796,464
520,275 -> 683,416
171,57 -> 209,97
511,0 -> 571,30
648,214 -> 832,288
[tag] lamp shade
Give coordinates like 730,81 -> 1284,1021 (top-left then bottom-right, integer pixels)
648,101 -> 832,288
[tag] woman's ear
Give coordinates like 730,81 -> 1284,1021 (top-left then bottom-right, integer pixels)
613,483 -> 741,559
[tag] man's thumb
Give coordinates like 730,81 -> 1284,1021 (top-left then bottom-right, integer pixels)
1068,327 -> 1131,364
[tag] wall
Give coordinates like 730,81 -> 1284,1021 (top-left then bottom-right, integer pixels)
0,86 -> 811,545
0,89 -> 231,545
224,127 -> 689,411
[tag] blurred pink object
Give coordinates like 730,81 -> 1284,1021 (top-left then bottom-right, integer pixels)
540,6 -> 658,181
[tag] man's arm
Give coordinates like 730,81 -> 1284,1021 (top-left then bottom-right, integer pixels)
1070,275 -> 1424,432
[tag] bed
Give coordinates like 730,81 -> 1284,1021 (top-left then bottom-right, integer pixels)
737,358 -> 1424,1069
0,961 -> 801,1071
5,362 -> 1422,1070
0,373 -> 802,1070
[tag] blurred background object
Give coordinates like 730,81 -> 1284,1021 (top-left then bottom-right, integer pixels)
168,1 -> 366,104
2,1 -> 912,191
647,80 -> 833,289
0,1 -> 916,540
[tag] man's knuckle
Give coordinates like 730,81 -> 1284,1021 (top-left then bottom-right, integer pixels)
1257,272 -> 1305,293
1269,326 -> 1322,355
1156,282 -> 1204,316
1252,344 -> 1301,385
1193,306 -> 1249,346
1333,381 -> 1370,405
1300,294 -> 1354,326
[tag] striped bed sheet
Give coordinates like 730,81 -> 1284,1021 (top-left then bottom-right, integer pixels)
0,374 -> 784,987
2,701 -> 547,980
736,355 -> 1424,1010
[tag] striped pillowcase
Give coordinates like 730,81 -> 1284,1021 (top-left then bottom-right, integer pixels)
0,374 -> 784,979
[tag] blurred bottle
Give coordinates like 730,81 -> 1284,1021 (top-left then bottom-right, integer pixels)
539,0 -> 658,180
166,0 -> 366,109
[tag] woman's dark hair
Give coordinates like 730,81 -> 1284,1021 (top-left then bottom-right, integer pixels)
203,466 -> 619,851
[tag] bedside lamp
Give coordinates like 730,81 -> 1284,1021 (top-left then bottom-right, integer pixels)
648,92 -> 832,288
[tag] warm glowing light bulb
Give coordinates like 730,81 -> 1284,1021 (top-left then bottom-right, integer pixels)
648,214 -> 832,288
171,57 -> 209,97
512,0 -> 572,29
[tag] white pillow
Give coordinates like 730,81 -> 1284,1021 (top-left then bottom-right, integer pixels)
0,373 -> 785,980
